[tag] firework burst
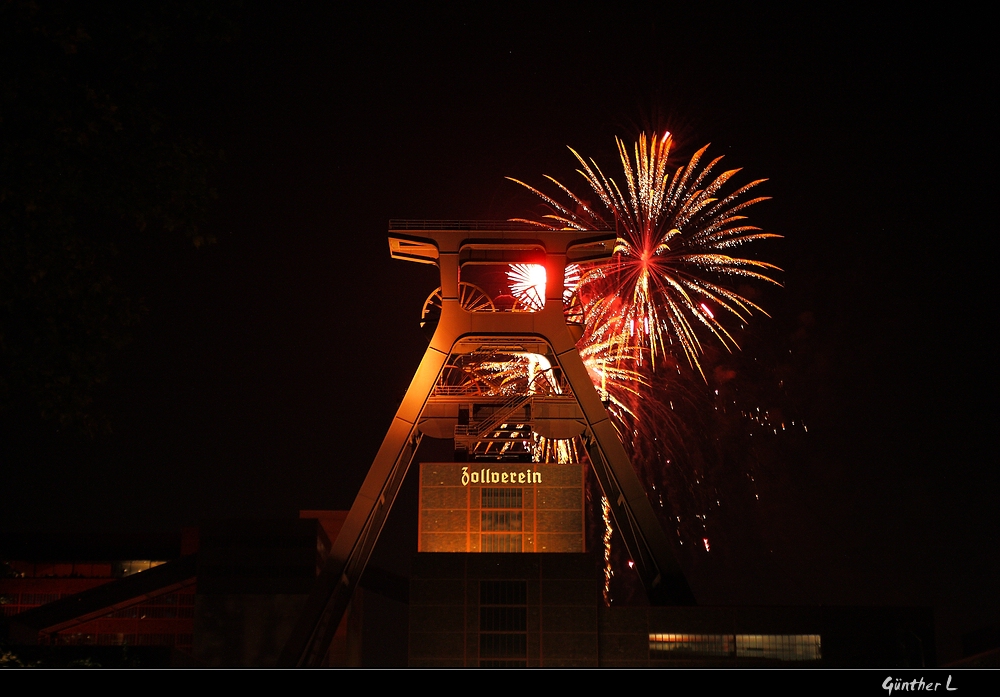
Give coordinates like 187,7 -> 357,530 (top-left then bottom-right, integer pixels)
501,133 -> 792,561
509,132 -> 781,377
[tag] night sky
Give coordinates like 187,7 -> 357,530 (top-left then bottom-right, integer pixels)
2,5 -> 994,662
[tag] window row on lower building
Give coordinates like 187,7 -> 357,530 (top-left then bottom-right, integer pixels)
45,633 -> 194,648
649,633 -> 822,661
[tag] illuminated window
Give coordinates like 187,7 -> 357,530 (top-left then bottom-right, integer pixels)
113,560 -> 166,577
480,535 -> 522,552
482,488 -> 523,509
481,512 -> 522,532
649,633 -> 822,661
481,488 -> 523,552
648,633 -> 733,657
735,634 -> 822,661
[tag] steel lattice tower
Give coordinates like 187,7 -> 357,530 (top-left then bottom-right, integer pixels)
279,221 -> 694,667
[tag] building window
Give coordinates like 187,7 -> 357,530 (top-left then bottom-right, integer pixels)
482,488 -> 523,509
480,581 -> 528,667
480,534 -> 523,553
649,633 -> 822,662
735,634 -> 822,661
481,488 -> 523,553
481,580 -> 527,605
481,511 -> 523,532
649,633 -> 734,657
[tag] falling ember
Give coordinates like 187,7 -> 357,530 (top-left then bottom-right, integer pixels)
703,537 -> 711,552
602,495 -> 613,607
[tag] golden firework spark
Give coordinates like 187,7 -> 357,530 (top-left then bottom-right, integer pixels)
509,132 -> 781,377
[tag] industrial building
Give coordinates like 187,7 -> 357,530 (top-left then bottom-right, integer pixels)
1,223 -> 937,667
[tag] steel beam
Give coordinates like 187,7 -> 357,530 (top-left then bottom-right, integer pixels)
279,224 -> 693,667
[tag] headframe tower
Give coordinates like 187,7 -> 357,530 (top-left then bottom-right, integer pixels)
280,221 -> 694,666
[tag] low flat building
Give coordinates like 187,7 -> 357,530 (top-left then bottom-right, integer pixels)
408,551 -> 935,668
